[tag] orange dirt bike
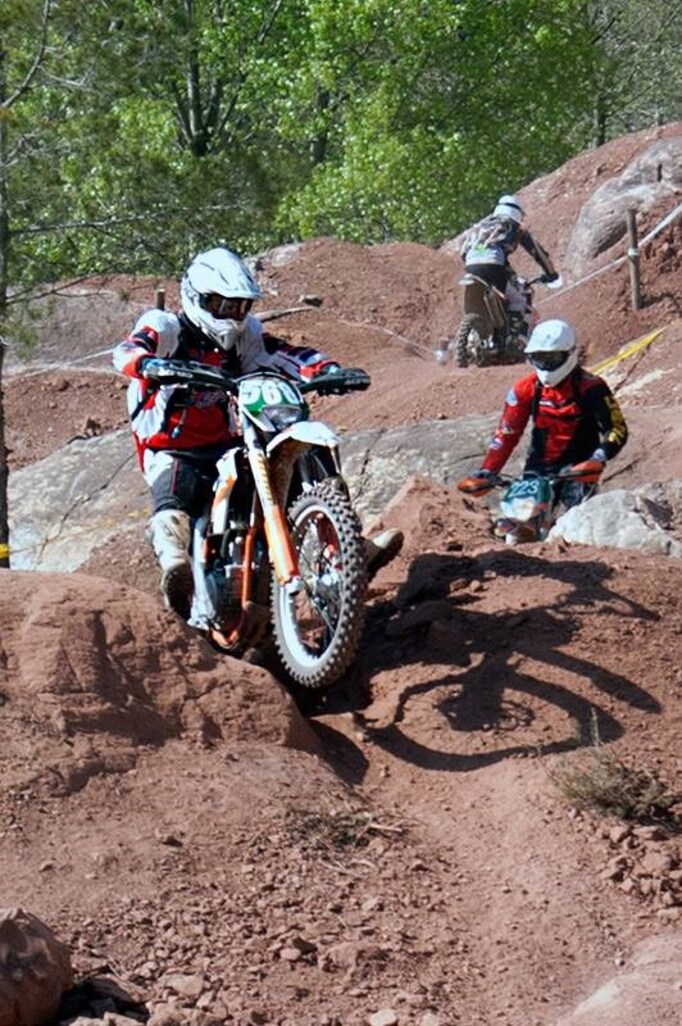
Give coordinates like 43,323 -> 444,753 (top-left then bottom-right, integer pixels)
437,272 -> 561,368
143,359 -> 371,689
457,464 -> 602,545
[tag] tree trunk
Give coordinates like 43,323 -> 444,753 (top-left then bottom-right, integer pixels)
0,46 -> 10,567
0,342 -> 8,569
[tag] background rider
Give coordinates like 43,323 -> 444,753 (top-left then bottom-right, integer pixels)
457,318 -> 629,536
460,194 -> 559,340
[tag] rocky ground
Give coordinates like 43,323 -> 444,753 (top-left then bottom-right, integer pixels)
1,121 -> 682,1026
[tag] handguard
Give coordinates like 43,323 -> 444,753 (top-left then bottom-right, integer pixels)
457,474 -> 496,496
561,459 -> 604,484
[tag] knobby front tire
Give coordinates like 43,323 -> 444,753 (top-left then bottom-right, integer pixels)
271,481 -> 367,689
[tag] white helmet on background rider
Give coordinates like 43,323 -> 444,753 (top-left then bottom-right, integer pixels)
180,246 -> 263,351
525,319 -> 578,387
494,194 -> 524,224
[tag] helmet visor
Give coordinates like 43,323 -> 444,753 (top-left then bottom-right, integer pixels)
527,350 -> 569,372
202,294 -> 253,320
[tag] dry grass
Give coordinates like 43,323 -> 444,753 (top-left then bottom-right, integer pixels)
550,743 -> 679,824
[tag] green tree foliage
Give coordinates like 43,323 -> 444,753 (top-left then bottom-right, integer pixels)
577,0 -> 682,146
274,0 -> 600,243
2,0 -> 681,286
8,0 -> 302,282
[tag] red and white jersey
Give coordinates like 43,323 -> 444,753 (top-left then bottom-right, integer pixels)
481,367 -> 628,475
113,308 -> 336,467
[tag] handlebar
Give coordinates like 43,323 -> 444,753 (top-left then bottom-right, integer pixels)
458,466 -> 596,496
517,273 -> 560,287
140,358 -> 237,391
299,367 -> 371,395
489,469 -> 590,486
140,358 -> 371,396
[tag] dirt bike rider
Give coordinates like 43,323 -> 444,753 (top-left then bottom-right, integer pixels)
113,245 -> 403,618
459,194 -> 559,345
456,318 -> 628,535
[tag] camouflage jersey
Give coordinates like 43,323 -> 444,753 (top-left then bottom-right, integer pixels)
461,214 -> 555,277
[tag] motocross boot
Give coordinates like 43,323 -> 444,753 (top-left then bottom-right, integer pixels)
147,509 -> 193,620
365,529 -> 404,582
492,327 -> 506,351
508,311 -> 527,337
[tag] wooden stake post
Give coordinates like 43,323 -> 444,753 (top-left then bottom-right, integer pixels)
626,209 -> 642,311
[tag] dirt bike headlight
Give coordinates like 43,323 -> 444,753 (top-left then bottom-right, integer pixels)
261,402 -> 301,430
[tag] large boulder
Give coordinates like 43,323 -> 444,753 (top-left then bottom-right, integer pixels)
549,481 -> 682,556
564,136 -> 682,275
8,416 -> 499,571
0,908 -> 73,1026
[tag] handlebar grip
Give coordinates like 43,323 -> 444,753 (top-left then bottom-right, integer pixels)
140,357 -> 235,391
300,367 -> 371,395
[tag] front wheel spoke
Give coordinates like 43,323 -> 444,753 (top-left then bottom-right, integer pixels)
293,595 -> 334,640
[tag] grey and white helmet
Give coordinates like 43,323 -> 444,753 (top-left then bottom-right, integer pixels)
180,247 -> 263,351
493,194 -> 524,224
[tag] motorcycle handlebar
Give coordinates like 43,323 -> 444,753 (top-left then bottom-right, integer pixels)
479,468 -> 591,489
140,358 -> 237,391
300,367 -> 371,396
140,359 -> 371,397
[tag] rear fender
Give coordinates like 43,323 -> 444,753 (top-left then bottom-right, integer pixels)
461,274 -> 506,330
460,275 -> 488,319
483,289 -> 507,330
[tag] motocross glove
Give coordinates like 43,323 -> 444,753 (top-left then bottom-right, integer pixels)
300,360 -> 340,380
138,356 -> 172,380
560,459 -> 605,484
457,469 -> 499,495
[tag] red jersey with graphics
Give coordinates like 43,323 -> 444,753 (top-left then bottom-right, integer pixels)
481,367 -> 628,475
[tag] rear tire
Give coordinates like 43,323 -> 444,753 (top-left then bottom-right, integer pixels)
454,315 -> 487,367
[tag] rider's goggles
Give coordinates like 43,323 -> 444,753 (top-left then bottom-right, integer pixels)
202,294 -> 254,320
527,350 -> 569,372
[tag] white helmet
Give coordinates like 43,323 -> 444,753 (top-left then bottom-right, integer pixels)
494,194 -> 524,224
525,319 -> 578,387
180,246 -> 263,351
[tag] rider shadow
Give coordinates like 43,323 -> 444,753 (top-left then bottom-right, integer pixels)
321,547 -> 662,776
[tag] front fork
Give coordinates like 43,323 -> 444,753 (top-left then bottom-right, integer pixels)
245,426 -> 302,593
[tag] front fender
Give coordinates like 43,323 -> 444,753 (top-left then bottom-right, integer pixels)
266,420 -> 340,457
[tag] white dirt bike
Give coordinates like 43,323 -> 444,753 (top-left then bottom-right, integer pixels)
143,359 -> 370,689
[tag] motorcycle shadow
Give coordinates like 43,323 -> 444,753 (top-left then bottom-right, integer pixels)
325,547 -> 662,778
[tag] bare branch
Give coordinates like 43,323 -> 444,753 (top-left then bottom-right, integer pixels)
1,0 -> 53,110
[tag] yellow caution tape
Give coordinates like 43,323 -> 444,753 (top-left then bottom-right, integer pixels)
589,328 -> 664,376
